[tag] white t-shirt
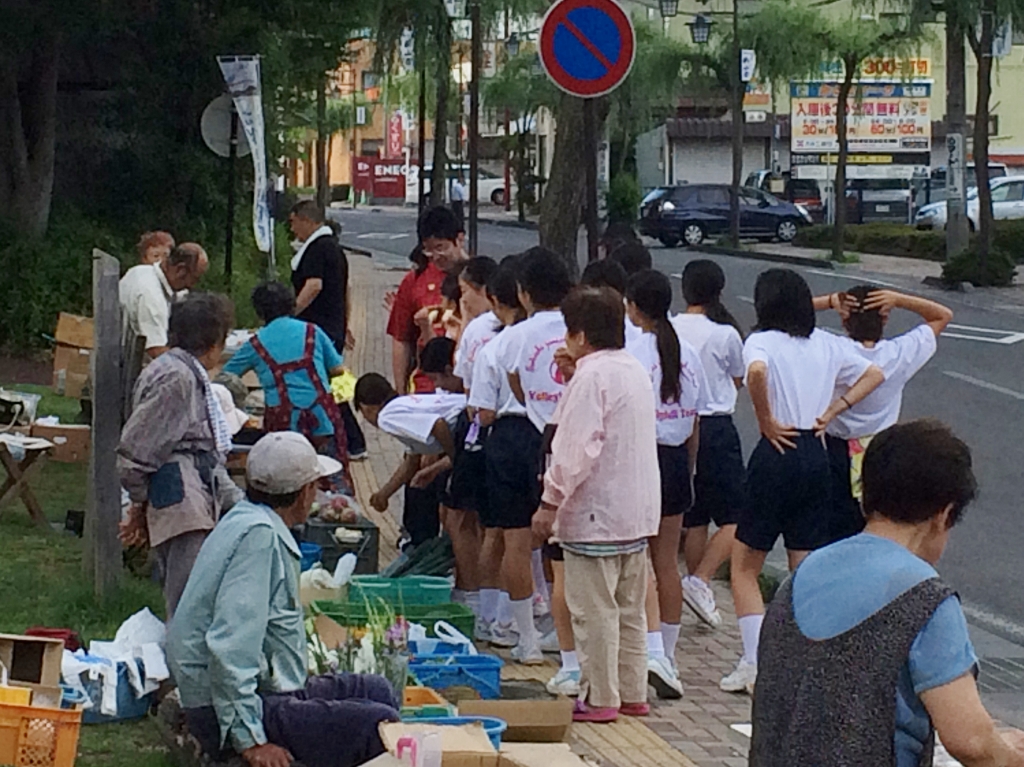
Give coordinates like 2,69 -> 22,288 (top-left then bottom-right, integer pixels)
671,313 -> 745,415
507,310 -> 568,432
625,316 -> 644,347
827,325 -> 938,439
468,328 -> 527,417
120,263 -> 175,350
743,329 -> 872,430
377,393 -> 468,455
453,311 -> 498,393
627,331 -> 710,446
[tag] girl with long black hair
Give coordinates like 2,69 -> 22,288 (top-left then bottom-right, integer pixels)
625,270 -> 710,695
671,260 -> 746,629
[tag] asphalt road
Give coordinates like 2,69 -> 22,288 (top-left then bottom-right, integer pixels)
332,205 -> 1024,641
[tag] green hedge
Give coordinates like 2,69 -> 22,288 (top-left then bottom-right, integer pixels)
794,220 -> 1024,264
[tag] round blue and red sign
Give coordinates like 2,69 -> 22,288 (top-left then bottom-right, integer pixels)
540,0 -> 636,98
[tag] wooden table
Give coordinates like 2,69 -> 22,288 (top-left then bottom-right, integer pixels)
0,435 -> 54,526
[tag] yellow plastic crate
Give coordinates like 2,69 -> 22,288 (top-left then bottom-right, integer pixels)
0,701 -> 82,767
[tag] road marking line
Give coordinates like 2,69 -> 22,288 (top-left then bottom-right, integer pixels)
389,234 -> 409,240
737,295 -> 754,304
803,268 -> 905,289
942,324 -> 1024,344
962,602 -> 1024,645
943,370 -> 1024,400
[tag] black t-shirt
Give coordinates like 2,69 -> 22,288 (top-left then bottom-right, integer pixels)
292,233 -> 348,345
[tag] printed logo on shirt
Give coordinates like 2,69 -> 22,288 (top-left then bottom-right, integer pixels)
529,390 -> 563,404
549,359 -> 565,386
525,338 -> 566,374
657,406 -> 697,422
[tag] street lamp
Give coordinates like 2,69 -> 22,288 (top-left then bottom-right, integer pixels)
687,14 -> 713,44
505,32 -> 520,58
659,0 -> 679,18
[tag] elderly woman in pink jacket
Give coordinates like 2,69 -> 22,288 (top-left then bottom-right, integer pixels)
532,286 -> 661,725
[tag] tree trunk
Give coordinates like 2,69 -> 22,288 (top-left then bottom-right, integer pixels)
0,33 -> 60,237
430,38 -> 451,208
970,9 -> 994,280
540,94 -> 610,278
518,129 -> 527,224
833,60 -> 856,261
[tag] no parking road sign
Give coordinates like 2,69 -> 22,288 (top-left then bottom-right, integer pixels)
540,0 -> 636,98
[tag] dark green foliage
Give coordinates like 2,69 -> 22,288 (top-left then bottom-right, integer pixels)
943,245 -> 1017,287
605,173 -> 643,225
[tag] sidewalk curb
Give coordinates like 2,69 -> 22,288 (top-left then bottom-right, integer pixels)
691,244 -> 835,270
478,216 -> 539,231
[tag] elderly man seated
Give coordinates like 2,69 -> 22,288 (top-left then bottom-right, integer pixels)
168,432 -> 400,767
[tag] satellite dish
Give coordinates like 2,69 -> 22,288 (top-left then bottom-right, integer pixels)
201,94 -> 251,159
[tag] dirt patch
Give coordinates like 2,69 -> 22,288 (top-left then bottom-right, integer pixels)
0,355 -> 51,386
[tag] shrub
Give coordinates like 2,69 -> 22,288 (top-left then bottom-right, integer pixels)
794,223 -> 946,261
942,245 -> 1017,287
605,172 -> 642,224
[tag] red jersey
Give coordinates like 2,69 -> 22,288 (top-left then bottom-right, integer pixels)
387,262 -> 445,393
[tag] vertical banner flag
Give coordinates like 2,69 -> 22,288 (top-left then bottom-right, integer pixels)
217,56 -> 273,258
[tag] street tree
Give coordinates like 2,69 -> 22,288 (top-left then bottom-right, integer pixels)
483,52 -> 558,222
744,0 -> 926,259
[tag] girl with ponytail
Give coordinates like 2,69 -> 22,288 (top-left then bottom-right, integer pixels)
672,259 -> 748,635
626,270 -> 710,686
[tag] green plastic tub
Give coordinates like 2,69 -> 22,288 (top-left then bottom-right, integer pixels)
312,601 -> 475,639
349,576 -> 453,606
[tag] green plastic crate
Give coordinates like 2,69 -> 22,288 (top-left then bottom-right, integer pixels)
312,601 -> 475,639
349,576 -> 452,606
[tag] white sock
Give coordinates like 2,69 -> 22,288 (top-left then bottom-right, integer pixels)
738,614 -> 764,665
498,592 -> 513,625
646,631 -> 666,659
560,650 -> 580,672
661,622 -> 681,661
511,598 -> 538,647
531,550 -> 550,603
480,589 -> 499,624
465,590 -> 481,619
452,588 -> 467,605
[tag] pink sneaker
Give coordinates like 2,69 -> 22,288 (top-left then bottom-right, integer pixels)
572,699 -> 619,723
619,702 -> 650,717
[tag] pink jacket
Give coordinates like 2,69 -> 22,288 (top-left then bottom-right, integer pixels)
542,349 -> 661,544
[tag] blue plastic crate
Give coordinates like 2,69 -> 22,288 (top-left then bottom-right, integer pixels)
408,654 -> 504,700
300,542 -> 323,572
413,717 -> 507,749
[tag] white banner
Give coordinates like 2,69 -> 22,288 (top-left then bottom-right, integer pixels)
217,56 -> 273,257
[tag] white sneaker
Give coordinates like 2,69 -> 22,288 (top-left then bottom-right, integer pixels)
546,668 -> 581,696
683,575 -> 723,628
474,618 -> 493,643
489,622 -> 519,648
720,658 -> 757,693
647,655 -> 684,700
533,592 -> 550,619
511,642 -> 544,666
538,629 -> 560,654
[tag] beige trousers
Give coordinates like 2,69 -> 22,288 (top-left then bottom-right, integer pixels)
563,549 -> 649,709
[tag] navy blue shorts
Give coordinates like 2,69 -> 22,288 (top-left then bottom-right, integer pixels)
446,412 -> 488,514
658,443 -> 692,517
738,432 -> 833,552
825,434 -> 865,542
482,416 -> 543,530
685,415 -> 747,529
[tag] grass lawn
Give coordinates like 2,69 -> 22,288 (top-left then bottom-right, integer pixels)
1,383 -> 173,767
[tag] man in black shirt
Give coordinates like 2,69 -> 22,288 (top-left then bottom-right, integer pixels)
289,201 -> 367,459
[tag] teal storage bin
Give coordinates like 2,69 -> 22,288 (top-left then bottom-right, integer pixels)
413,716 -> 507,749
349,576 -> 452,606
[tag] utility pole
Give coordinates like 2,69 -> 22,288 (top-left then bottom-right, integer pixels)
729,0 -> 743,247
316,77 -> 328,211
418,65 -> 427,215
469,0 -> 481,255
945,8 -> 969,259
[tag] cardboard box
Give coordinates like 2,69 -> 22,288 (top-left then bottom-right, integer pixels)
0,634 -> 64,688
380,722 -> 498,767
459,699 -> 574,743
55,313 -> 94,350
52,344 -> 91,399
52,312 -> 94,399
499,744 -> 590,767
31,423 -> 91,464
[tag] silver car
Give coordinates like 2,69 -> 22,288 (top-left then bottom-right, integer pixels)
916,176 -> 1024,230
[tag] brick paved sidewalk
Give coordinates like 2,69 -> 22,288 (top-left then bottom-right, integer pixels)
345,254 -> 754,767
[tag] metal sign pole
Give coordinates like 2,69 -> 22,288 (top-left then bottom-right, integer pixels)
225,106 -> 238,280
583,97 -> 600,263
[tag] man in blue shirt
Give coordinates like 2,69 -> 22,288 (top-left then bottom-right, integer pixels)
751,420 -> 1024,767
167,432 -> 399,767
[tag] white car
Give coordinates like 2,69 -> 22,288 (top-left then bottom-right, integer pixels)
406,164 -> 514,206
916,176 -> 1024,230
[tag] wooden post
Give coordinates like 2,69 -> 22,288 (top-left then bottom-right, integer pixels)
89,249 -> 122,599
